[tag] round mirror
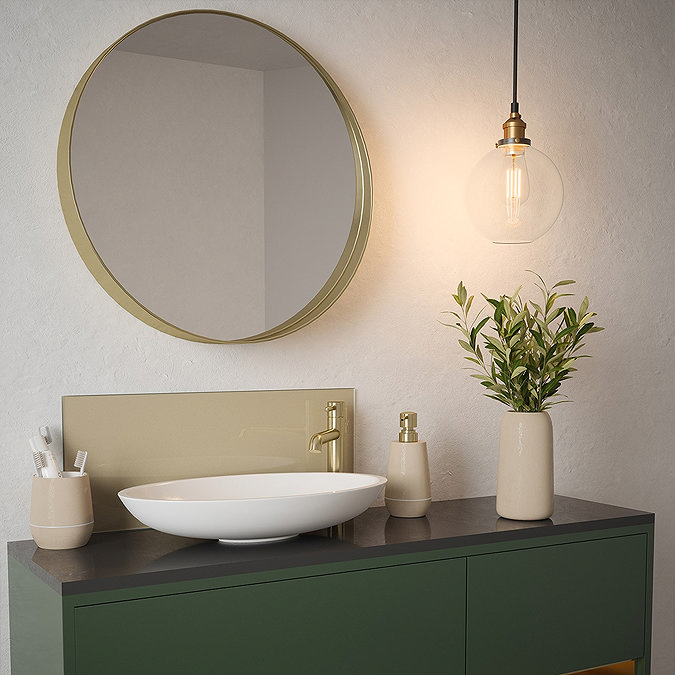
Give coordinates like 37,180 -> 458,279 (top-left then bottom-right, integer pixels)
58,10 -> 371,343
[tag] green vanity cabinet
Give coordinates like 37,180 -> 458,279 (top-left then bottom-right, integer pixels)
8,496 -> 654,675
466,534 -> 650,675
70,558 -> 467,674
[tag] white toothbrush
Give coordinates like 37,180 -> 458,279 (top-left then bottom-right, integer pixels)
74,450 -> 88,475
29,435 -> 62,478
32,449 -> 46,477
44,446 -> 63,478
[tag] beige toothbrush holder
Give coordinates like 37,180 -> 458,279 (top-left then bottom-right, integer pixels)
30,472 -> 94,550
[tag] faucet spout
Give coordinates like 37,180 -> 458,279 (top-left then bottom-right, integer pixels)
309,428 -> 340,455
308,401 -> 344,472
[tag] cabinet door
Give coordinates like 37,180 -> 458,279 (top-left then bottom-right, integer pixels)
466,534 -> 648,675
73,558 -> 466,675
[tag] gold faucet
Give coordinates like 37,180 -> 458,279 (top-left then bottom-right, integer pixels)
309,401 -> 344,472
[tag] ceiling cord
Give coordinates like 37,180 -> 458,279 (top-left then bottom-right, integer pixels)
511,0 -> 519,113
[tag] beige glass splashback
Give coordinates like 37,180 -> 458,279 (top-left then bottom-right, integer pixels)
62,389 -> 354,532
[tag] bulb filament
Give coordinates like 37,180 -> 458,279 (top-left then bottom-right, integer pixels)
506,157 -> 521,225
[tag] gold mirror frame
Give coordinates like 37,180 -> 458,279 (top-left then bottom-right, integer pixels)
57,10 -> 372,343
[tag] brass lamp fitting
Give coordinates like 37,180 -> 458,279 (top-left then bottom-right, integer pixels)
496,111 -> 531,149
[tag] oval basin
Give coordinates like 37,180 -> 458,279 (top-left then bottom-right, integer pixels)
118,472 -> 386,544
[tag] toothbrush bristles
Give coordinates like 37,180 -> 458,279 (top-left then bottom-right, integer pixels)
74,450 -> 88,474
32,450 -> 46,476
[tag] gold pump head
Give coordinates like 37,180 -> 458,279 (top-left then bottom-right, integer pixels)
399,411 -> 419,443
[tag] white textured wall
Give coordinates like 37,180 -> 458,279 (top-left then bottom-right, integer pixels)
1,1 -> 673,671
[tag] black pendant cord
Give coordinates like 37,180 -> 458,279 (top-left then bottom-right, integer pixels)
511,0 -> 519,114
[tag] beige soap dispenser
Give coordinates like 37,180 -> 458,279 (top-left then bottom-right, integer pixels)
385,412 -> 431,518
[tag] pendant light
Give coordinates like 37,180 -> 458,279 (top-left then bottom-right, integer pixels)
466,0 -> 563,243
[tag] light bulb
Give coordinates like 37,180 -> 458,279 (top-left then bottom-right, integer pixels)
505,147 -> 529,224
467,143 -> 563,243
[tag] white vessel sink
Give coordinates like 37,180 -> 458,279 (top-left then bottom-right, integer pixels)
118,472 -> 386,544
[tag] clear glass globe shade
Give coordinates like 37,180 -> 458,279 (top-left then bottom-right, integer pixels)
466,144 -> 563,243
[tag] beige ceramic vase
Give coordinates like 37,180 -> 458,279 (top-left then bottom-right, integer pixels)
496,411 -> 554,521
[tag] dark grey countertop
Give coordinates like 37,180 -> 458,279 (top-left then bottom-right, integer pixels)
8,495 -> 653,596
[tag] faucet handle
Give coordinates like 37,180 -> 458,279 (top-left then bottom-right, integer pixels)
326,401 -> 344,416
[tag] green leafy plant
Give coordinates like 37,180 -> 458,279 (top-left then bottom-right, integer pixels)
442,272 -> 603,412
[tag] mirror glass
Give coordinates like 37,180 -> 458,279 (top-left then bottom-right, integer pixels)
59,11 -> 371,343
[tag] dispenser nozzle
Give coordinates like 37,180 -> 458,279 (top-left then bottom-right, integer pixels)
399,412 -> 419,443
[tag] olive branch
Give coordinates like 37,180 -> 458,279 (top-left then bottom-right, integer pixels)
441,272 -> 604,412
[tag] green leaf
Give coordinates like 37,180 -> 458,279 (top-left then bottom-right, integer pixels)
555,325 -> 579,342
463,357 -> 483,366
459,283 -> 468,305
574,322 -> 595,340
475,316 -> 490,334
512,310 -> 527,326
526,269 -> 547,287
493,299 -> 505,325
511,365 -> 527,377
549,306 -> 566,322
531,331 -> 545,349
485,394 -> 512,406
552,279 -> 576,289
484,335 -> 505,354
465,294 -> 474,314
579,312 -> 596,326
458,339 -> 474,353
545,293 -> 560,314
